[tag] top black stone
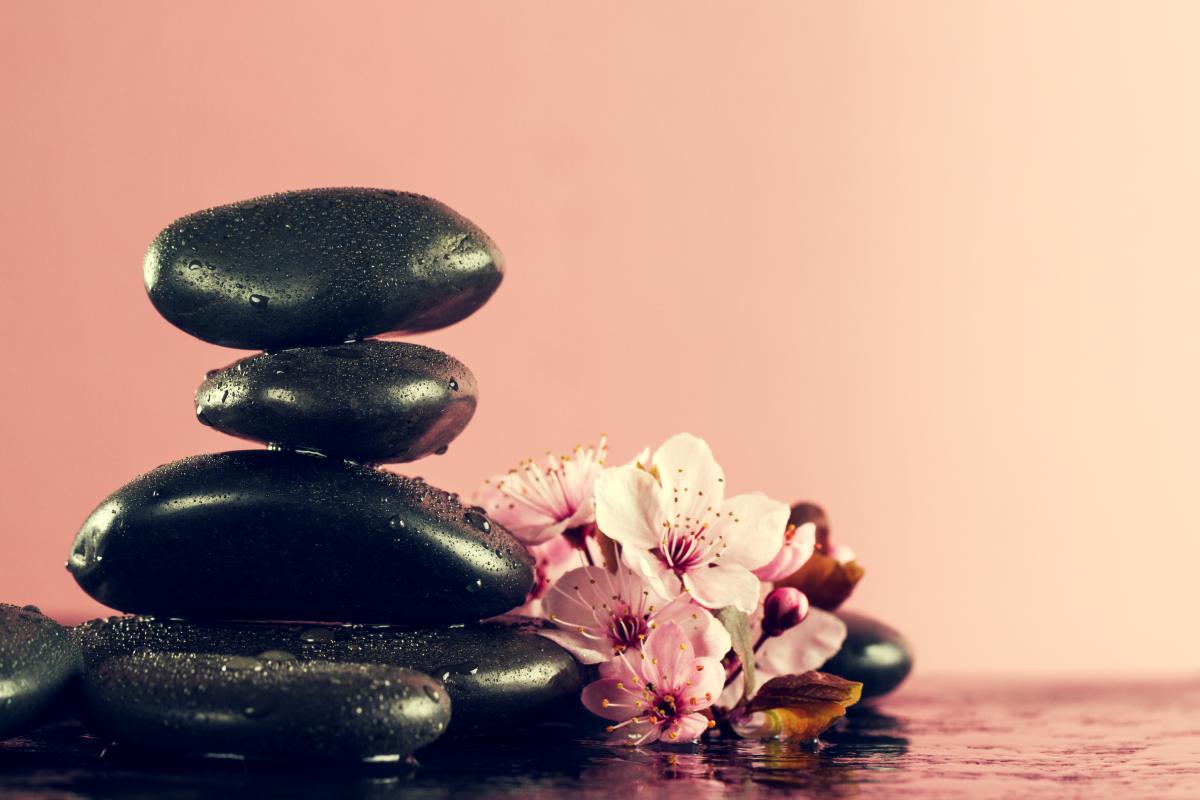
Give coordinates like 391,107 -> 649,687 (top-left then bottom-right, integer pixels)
143,188 -> 504,349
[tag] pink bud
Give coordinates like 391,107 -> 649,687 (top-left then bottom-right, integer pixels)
752,522 -> 817,582
762,587 -> 810,638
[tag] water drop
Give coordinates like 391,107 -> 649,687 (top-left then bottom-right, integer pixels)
423,686 -> 441,702
464,507 -> 491,532
187,260 -> 203,270
465,578 -> 483,593
298,627 -> 335,643
151,489 -> 161,498
388,515 -> 407,530
221,656 -> 260,672
434,445 -> 449,456
256,650 -> 296,663
249,294 -> 269,308
448,379 -> 459,391
195,407 -> 213,427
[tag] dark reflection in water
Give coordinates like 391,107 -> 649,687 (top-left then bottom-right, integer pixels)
3,678 -> 1199,799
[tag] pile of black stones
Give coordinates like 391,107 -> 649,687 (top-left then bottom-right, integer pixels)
0,188 -> 910,763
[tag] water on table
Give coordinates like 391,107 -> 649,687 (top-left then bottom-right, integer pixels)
2,677 -> 1198,799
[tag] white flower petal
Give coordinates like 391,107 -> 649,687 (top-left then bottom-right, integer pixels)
595,465 -> 662,551
683,564 -> 762,613
651,433 -> 726,521
713,493 -> 789,570
757,607 -> 848,675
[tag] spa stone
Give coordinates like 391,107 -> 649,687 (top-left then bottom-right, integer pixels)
67,451 -> 534,625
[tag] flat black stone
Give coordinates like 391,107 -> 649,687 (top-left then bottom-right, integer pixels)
0,605 -> 81,741
820,611 -> 913,700
144,188 -> 504,349
195,342 -> 477,464
68,451 -> 534,624
73,617 -> 584,731
80,650 -> 448,761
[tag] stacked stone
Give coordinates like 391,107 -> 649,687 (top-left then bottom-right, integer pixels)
63,189 -> 581,761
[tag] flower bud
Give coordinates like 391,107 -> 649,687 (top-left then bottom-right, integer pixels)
789,502 -> 830,553
762,587 -> 809,638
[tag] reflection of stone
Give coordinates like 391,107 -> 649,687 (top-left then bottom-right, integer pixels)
820,611 -> 914,700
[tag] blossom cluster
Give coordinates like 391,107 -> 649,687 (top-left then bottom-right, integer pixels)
475,433 -> 860,745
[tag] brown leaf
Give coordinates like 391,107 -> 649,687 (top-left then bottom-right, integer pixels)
593,528 -> 621,574
776,554 -> 864,611
735,671 -> 863,741
748,671 -> 863,712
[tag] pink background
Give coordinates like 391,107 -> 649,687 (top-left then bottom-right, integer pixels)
2,2 -> 1197,675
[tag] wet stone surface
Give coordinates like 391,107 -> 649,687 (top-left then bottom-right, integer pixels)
68,451 -> 534,624
2,678 -> 1198,798
0,605 -> 82,741
820,611 -> 914,700
79,651 -> 448,762
72,617 -> 583,730
195,341 -> 477,464
144,188 -> 505,349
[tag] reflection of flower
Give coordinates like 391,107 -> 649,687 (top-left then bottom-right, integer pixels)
475,436 -> 608,546
753,522 -> 817,582
595,433 -> 788,613
719,607 -> 847,707
539,565 -> 730,664
581,622 -> 724,745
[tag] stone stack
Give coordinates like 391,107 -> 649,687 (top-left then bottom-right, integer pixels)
65,189 -> 581,761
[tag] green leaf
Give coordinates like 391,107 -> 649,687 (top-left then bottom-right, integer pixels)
717,605 -> 757,701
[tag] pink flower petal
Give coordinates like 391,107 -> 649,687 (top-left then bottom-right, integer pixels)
756,607 -> 848,675
651,433 -> 726,522
652,596 -> 732,660
620,545 -> 681,599
663,713 -> 710,743
581,677 -> 637,721
753,521 -> 818,582
683,564 -> 762,613
537,627 -> 611,665
595,465 -> 663,551
640,621 -> 692,688
689,655 -> 727,709
713,493 -> 789,570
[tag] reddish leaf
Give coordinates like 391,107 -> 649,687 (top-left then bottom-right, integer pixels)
776,554 -> 864,611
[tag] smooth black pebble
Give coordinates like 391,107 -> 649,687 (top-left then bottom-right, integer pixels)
143,188 -> 504,349
820,611 -> 913,700
67,451 -> 534,624
74,616 -> 583,731
0,604 -> 81,740
195,341 -> 477,464
79,651 -> 448,761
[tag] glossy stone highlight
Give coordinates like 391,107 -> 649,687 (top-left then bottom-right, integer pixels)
67,451 -> 534,624
0,605 -> 82,740
144,188 -> 504,349
73,616 -> 583,730
80,650 -> 448,760
195,342 -> 477,463
820,611 -> 914,700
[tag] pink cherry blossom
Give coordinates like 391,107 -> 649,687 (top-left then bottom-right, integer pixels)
594,433 -> 788,613
539,565 -> 731,665
718,607 -> 847,708
509,535 -> 581,617
581,622 -> 725,745
475,436 -> 608,546
753,521 -> 817,582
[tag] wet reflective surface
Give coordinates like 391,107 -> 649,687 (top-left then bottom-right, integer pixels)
2,677 -> 1198,798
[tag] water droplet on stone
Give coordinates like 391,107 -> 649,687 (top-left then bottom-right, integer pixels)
465,578 -> 483,593
195,407 -> 213,427
388,515 -> 407,530
448,379 -> 459,391
464,507 -> 491,532
221,656 -> 260,672
256,650 -> 296,663
188,260 -> 203,270
249,294 -> 269,308
423,686 -> 441,702
298,627 -> 335,643
434,445 -> 448,456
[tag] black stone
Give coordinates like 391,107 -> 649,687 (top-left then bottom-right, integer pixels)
195,342 -> 477,464
73,616 -> 584,731
143,188 -> 504,349
80,650 -> 448,761
0,604 -> 81,740
68,451 -> 534,624
820,611 -> 913,700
